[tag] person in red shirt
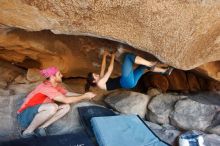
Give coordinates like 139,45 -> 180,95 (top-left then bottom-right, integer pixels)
17,67 -> 96,138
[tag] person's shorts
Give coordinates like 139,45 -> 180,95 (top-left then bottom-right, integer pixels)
17,104 -> 41,129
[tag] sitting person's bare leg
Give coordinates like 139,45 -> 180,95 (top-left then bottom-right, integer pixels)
39,104 -> 70,129
23,103 -> 58,135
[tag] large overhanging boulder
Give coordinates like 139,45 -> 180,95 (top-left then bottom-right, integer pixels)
0,0 -> 219,81
0,0 -> 219,69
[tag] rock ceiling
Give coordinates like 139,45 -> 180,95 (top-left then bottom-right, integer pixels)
0,0 -> 219,80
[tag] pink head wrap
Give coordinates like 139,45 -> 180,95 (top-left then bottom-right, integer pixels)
40,67 -> 59,78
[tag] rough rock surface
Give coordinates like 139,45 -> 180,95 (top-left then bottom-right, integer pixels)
203,134 -> 220,146
145,121 -> 181,145
0,94 -> 26,141
207,125 -> 220,136
207,111 -> 220,135
8,82 -> 41,95
0,0 -> 219,79
186,72 -> 201,92
0,80 -> 7,89
0,60 -> 25,84
196,61 -> 220,81
104,91 -> 151,118
167,70 -> 189,92
143,74 -> 169,93
147,88 -> 162,97
147,94 -> 184,124
47,101 -> 102,135
187,92 -> 220,106
0,29 -> 124,77
170,98 -> 220,131
0,88 -> 13,96
140,70 -> 220,93
207,80 -> 220,91
14,75 -> 29,84
26,68 -> 44,82
147,92 -> 220,133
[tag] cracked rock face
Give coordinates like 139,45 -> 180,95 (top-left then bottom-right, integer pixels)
170,98 -> 220,131
104,91 -> 151,118
0,29 -> 124,77
0,0 -> 219,80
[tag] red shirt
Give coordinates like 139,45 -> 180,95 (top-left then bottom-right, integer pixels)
17,81 -> 67,114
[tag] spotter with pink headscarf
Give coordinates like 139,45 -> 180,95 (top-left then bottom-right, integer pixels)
40,67 -> 59,78
16,66 -> 96,138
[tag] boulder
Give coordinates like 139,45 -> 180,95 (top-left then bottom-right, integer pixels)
0,60 -> 24,83
0,0 -> 220,76
0,89 -> 14,96
148,74 -> 169,93
147,88 -> 162,97
0,29 -> 123,78
27,68 -> 44,82
104,91 -> 151,118
207,125 -> 220,136
167,70 -> 189,92
0,94 -> 26,141
196,61 -> 220,81
14,75 -> 29,84
203,134 -> 220,146
187,92 -> 220,106
206,111 -> 220,135
8,82 -> 41,95
211,111 -> 220,126
0,80 -> 7,89
47,101 -> 103,135
147,94 -> 184,124
170,98 -> 220,131
145,121 -> 181,145
207,80 -> 220,92
197,77 -> 209,91
186,72 -> 201,92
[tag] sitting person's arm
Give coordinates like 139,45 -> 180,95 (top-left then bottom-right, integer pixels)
40,83 -> 95,104
65,91 -> 82,97
53,92 -> 96,104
